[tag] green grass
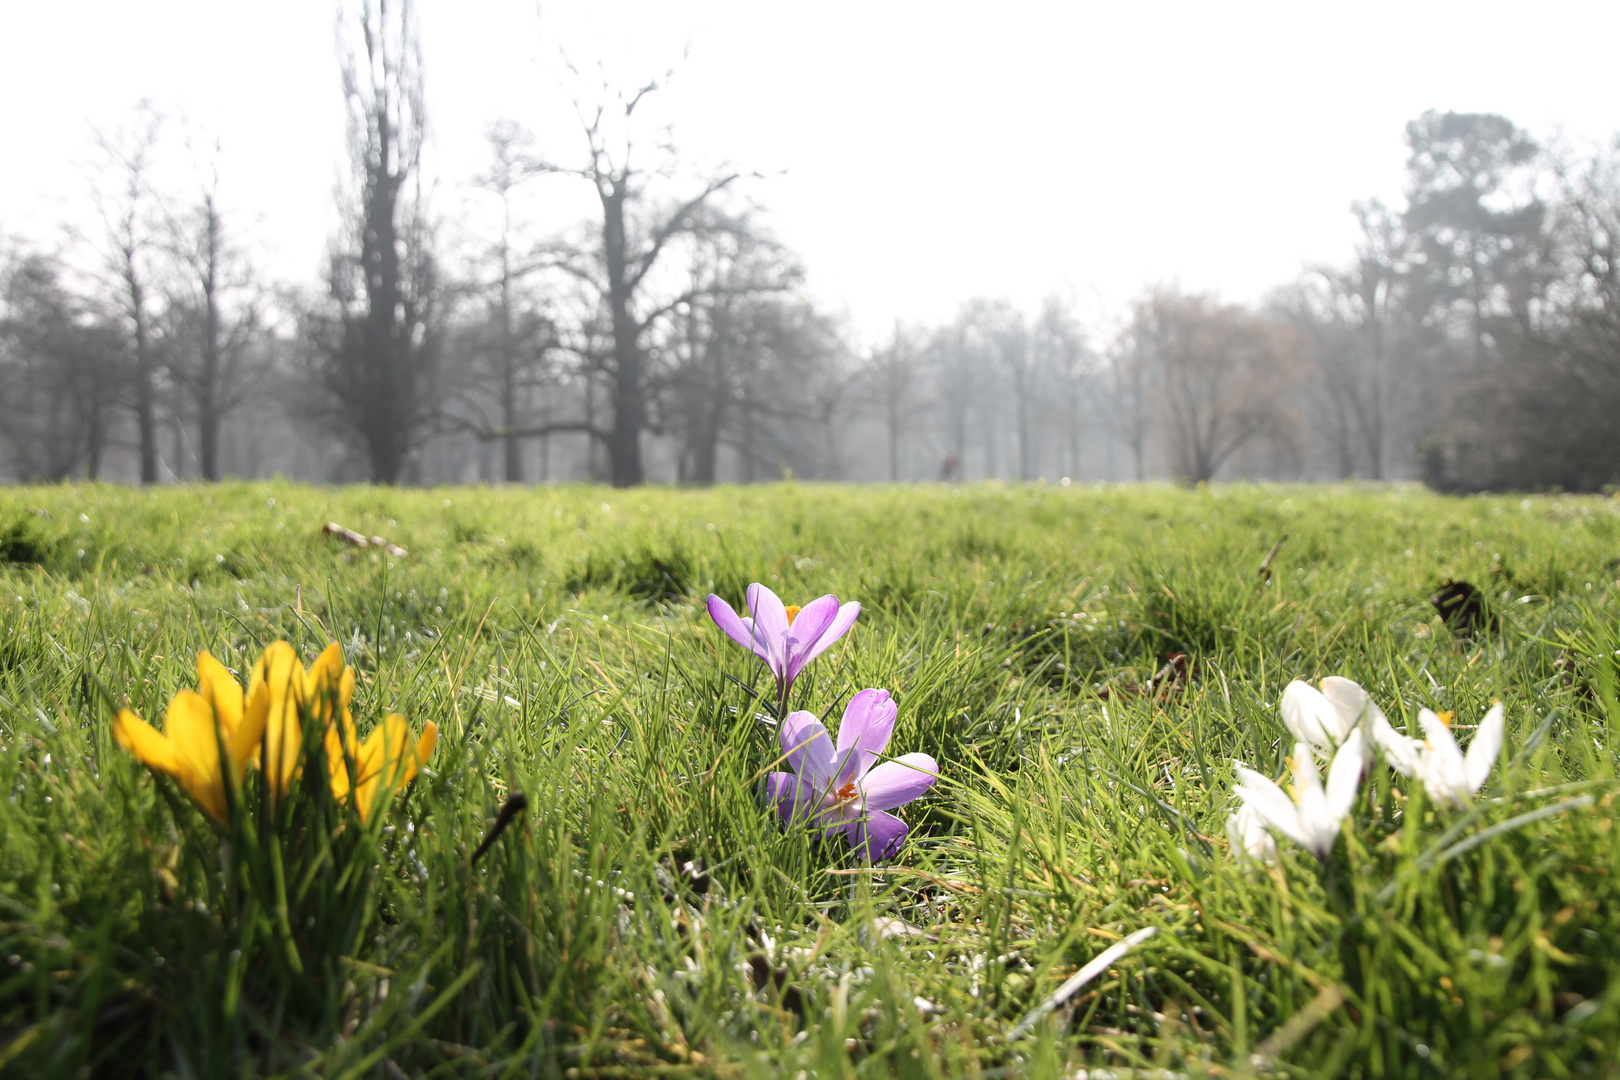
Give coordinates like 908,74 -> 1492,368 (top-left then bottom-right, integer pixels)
1,480 -> 1618,1078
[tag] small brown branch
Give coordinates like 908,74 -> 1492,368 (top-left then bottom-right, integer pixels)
471,792 -> 528,864
1257,534 -> 1288,584
322,522 -> 406,558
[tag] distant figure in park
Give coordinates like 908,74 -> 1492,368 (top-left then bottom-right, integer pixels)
940,454 -> 960,482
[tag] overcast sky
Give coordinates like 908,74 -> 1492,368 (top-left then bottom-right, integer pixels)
4,0 -> 1619,343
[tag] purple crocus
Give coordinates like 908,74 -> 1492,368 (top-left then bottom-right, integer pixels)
706,583 -> 860,707
764,688 -> 938,861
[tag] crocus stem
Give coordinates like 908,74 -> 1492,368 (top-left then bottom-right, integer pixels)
224,900 -> 255,1020
268,831 -> 304,974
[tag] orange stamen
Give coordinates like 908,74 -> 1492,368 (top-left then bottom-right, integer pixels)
835,780 -> 858,801
784,604 -> 801,626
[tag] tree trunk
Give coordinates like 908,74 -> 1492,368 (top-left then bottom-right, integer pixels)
86,420 -> 105,480
1016,379 -> 1032,481
362,121 -> 408,485
1067,384 -> 1081,478
692,422 -> 719,484
199,411 -> 221,481
887,400 -> 901,481
128,267 -> 159,484
198,204 -> 223,481
499,246 -> 523,483
601,184 -> 644,487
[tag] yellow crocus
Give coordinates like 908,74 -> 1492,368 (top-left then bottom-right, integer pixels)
250,641 -> 355,797
113,651 -> 266,825
328,714 -> 437,822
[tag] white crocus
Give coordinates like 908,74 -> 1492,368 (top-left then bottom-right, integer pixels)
1377,703 -> 1505,808
1225,804 -> 1278,863
1232,728 -> 1365,860
1281,677 -> 1388,765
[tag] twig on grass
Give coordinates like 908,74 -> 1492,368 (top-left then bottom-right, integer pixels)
1007,926 -> 1158,1041
471,792 -> 529,864
1257,534 -> 1288,585
322,522 -> 407,558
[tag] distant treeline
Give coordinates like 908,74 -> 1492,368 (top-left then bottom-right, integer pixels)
2,7 -> 1616,489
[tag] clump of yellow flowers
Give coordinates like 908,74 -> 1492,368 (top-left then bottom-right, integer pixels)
113,641 -> 436,826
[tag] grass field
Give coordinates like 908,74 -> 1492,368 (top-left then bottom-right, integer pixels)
2,480 -> 1618,1079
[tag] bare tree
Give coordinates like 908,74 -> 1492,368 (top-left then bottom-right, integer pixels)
955,300 -> 1039,480
0,251 -> 124,480
92,104 -> 165,483
1033,295 -> 1089,478
1132,288 -> 1305,483
861,324 -> 923,481
307,0 -> 440,484
459,120 -> 555,483
1100,338 -> 1151,481
803,338 -> 857,480
1277,203 -> 1416,480
523,67 -> 742,486
657,216 -> 801,483
164,149 -> 264,480
926,317 -> 983,476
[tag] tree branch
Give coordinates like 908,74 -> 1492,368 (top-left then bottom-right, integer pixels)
627,173 -> 743,292
472,419 -> 608,443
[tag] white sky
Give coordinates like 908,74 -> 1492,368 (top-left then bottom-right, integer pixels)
4,0 -> 1619,344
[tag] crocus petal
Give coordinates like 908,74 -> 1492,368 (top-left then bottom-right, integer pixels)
1233,766 -> 1312,850
747,584 -> 791,671
736,616 -> 773,666
833,689 -> 897,785
196,651 -> 244,737
327,723 -> 354,801
250,641 -> 304,795
782,594 -> 840,682
707,594 -> 757,651
227,688 -> 267,780
166,689 -> 228,825
845,809 -> 910,862
1232,766 -> 1301,824
1227,805 -> 1277,863
304,642 -> 348,722
1371,711 -> 1421,776
859,753 -> 939,811
1281,681 -> 1338,749
791,601 -> 860,680
416,721 -> 438,767
1291,741 -> 1324,800
352,714 -> 420,822
113,708 -> 184,779
1325,728 -> 1365,822
779,711 -> 836,787
765,771 -> 819,825
1291,747 -> 1337,858
1319,677 -> 1371,737
1418,708 -> 1461,759
1418,708 -> 1468,801
1464,703 -> 1505,795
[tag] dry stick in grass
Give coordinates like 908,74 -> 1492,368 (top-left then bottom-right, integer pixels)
471,792 -> 529,864
1007,926 -> 1158,1041
1257,534 -> 1287,586
322,522 -> 406,559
